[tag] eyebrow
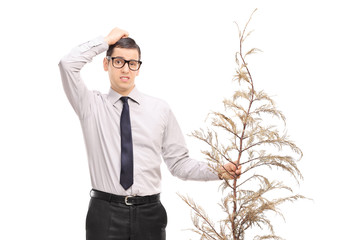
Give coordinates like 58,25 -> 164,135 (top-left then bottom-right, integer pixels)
112,56 -> 139,61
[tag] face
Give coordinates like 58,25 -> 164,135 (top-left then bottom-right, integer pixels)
103,47 -> 140,96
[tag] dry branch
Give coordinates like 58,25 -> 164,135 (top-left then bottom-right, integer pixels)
180,9 -> 304,240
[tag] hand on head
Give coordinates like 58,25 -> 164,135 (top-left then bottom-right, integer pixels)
105,28 -> 129,45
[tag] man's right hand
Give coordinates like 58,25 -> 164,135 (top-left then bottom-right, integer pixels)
104,27 -> 129,45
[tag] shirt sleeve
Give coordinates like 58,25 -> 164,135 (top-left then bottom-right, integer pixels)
58,36 -> 108,119
161,108 -> 219,181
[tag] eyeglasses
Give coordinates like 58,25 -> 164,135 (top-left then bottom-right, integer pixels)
107,57 -> 142,71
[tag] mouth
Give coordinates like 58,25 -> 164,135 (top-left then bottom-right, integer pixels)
120,76 -> 130,82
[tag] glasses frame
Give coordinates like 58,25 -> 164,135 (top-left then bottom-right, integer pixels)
106,56 -> 142,71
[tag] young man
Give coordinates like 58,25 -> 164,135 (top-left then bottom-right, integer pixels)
59,27 -> 240,240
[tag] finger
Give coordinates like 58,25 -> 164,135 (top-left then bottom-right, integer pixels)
122,31 -> 129,38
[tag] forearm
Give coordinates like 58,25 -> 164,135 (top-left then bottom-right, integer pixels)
166,156 -> 219,181
59,36 -> 108,70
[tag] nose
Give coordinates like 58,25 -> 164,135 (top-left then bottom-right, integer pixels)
121,62 -> 130,73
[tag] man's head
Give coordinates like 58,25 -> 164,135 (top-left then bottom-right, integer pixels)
103,37 -> 142,96
106,37 -> 141,60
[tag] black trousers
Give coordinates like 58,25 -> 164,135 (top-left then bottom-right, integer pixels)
86,197 -> 167,240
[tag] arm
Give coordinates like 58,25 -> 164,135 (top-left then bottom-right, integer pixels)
162,109 -> 241,181
162,109 -> 219,181
58,28 -> 128,118
58,36 -> 107,118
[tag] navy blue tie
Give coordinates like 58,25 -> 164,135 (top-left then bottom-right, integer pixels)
120,97 -> 133,190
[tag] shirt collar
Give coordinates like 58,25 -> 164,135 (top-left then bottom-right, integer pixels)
107,86 -> 141,105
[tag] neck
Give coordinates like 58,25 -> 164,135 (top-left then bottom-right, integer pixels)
112,85 -> 135,96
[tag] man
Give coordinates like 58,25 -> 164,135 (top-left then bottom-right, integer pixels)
59,27 -> 240,240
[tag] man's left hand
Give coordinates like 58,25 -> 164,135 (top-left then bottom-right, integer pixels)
219,162 -> 242,180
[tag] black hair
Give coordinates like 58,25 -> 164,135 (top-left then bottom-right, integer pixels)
106,37 -> 141,60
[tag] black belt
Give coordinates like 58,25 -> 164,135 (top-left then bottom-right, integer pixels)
90,189 -> 160,206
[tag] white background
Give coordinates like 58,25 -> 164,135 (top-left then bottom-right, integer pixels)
1,0 -> 359,239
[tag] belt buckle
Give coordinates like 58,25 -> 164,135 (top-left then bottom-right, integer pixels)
125,196 -> 133,206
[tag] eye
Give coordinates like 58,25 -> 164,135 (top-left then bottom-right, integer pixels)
114,59 -> 124,65
129,61 -> 138,66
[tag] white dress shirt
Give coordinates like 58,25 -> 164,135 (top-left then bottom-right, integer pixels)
58,36 -> 218,196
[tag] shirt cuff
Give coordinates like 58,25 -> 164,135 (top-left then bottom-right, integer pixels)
78,36 -> 108,53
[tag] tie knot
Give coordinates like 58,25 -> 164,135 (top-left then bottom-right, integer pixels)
120,97 -> 129,104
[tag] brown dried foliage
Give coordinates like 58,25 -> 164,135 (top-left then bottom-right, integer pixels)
180,9 -> 305,240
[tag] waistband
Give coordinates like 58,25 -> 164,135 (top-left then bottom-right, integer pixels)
90,189 -> 160,206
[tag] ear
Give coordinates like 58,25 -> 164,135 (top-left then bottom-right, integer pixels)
103,57 -> 109,71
